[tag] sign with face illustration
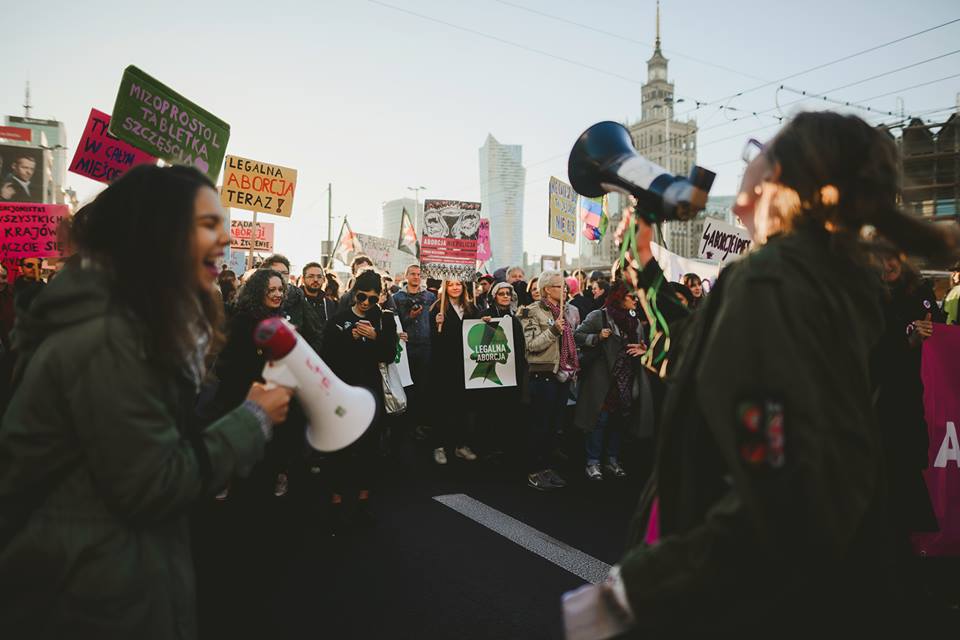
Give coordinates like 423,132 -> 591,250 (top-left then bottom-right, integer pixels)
462,317 -> 517,389
420,199 -> 481,281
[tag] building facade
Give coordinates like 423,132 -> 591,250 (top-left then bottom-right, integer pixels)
479,134 -> 525,271
381,197 -> 422,275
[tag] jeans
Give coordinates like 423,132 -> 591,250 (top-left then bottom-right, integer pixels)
585,411 -> 622,466
528,374 -> 570,470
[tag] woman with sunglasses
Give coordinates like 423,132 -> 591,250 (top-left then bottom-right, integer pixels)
322,269 -> 399,526
429,278 -> 480,465
587,112 -> 958,635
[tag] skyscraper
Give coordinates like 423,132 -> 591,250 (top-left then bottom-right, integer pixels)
479,134 -> 525,270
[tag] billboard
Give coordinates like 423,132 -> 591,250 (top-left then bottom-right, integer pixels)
0,145 -> 45,203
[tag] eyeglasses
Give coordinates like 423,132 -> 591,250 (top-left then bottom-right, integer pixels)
741,138 -> 765,164
354,292 -> 377,303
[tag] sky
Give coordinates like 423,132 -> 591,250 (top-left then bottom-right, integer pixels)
4,0 -> 959,269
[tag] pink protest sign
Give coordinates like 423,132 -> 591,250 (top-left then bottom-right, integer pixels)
69,108 -> 156,183
912,324 -> 960,556
477,218 -> 491,263
0,203 -> 69,276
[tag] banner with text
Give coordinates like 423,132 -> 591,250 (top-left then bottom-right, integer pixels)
221,154 -> 297,217
697,218 -> 752,265
462,318 -> 517,389
70,108 -> 157,184
0,203 -> 69,275
230,219 -> 275,252
548,176 -> 578,243
110,65 -> 230,181
353,233 -> 396,271
420,199 -> 480,281
477,218 -> 492,263
0,126 -> 32,142
651,242 -> 719,287
912,325 -> 960,556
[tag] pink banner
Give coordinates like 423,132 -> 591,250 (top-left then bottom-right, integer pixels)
69,108 -> 157,184
229,219 -> 275,252
477,218 -> 491,263
0,203 -> 70,277
912,324 -> 960,556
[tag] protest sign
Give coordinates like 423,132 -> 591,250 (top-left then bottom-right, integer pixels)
912,325 -> 960,556
230,219 -> 275,252
420,199 -> 480,280
462,318 -> 517,389
221,155 -> 297,217
477,218 -> 491,263
651,242 -> 719,287
698,218 -> 752,265
0,203 -> 69,275
109,65 -> 229,181
394,316 -> 413,387
353,233 -> 396,271
548,177 -> 578,243
69,108 -> 157,184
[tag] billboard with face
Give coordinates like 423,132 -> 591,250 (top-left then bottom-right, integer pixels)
0,145 -> 44,203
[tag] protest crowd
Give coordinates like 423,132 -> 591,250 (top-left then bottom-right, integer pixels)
0,73 -> 959,639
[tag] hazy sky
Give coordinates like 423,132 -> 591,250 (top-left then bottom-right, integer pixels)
4,0 -> 958,268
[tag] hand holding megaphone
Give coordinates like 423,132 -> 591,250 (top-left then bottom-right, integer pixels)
246,382 -> 294,425
254,317 -> 376,452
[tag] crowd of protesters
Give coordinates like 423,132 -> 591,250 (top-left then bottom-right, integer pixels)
1,112 -> 959,637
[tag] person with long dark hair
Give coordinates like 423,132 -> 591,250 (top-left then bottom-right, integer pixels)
587,112 -> 958,636
429,278 -> 481,465
0,164 -> 292,639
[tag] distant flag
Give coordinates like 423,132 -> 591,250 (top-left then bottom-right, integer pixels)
332,217 -> 361,267
580,195 -> 608,241
397,207 -> 420,258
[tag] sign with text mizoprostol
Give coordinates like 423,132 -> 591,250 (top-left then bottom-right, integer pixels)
109,65 -> 230,182
221,155 -> 298,217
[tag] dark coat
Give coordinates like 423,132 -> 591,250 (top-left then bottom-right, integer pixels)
430,301 -> 480,408
618,228 -> 894,634
0,265 -> 266,639
478,302 -> 528,400
321,305 -> 398,398
213,308 -> 281,416
573,307 -> 650,432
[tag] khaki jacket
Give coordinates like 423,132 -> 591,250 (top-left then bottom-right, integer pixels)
519,301 -> 578,374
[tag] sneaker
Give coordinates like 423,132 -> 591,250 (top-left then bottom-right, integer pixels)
433,448 -> 448,465
215,485 -> 230,501
527,471 -> 555,491
455,446 -> 478,461
543,468 -> 567,488
273,473 -> 289,497
585,464 -> 603,481
604,461 -> 627,478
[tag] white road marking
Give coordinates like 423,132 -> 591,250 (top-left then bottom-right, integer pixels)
433,493 -> 611,584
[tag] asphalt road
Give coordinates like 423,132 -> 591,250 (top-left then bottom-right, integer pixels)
193,430 -> 654,640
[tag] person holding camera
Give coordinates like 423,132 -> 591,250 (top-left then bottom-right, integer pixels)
393,264 -> 437,440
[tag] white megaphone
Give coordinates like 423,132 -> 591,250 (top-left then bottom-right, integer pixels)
254,317 -> 376,452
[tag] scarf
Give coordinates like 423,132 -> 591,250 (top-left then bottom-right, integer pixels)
603,304 -> 639,414
544,299 -> 578,374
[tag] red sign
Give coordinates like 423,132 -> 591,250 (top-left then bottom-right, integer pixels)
0,126 -> 32,142
912,325 -> 960,556
69,108 -> 157,184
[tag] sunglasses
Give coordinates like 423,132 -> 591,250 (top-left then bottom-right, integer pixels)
354,292 -> 377,303
741,138 -> 765,164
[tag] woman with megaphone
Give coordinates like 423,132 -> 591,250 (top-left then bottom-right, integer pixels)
568,112 -> 958,637
0,165 -> 294,639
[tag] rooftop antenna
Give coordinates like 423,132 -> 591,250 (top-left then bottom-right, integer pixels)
23,81 -> 32,118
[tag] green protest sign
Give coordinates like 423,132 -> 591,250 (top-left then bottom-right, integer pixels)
463,319 -> 517,388
109,65 -> 230,181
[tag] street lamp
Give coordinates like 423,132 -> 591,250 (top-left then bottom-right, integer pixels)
407,185 -> 427,233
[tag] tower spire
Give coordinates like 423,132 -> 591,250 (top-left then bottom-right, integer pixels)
655,0 -> 661,49
23,81 -> 32,118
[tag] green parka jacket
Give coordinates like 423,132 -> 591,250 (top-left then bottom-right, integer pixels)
0,265 -> 267,639
618,227 -> 895,635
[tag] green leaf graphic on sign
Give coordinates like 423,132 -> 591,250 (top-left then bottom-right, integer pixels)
394,340 -> 403,364
467,321 -> 511,386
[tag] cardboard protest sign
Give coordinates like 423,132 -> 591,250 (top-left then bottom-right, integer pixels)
230,219 -> 275,252
110,65 -> 229,181
912,325 -> 960,556
394,316 -> 413,387
353,233 -> 395,271
69,108 -> 157,184
0,203 -> 69,276
548,177 -> 578,243
420,199 -> 480,281
221,155 -> 297,217
477,218 -> 491,263
462,318 -> 517,389
698,218 -> 752,266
